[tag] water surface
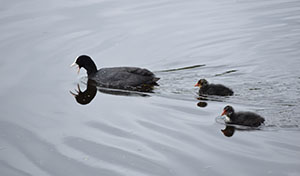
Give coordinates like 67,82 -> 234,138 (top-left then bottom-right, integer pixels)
1,0 -> 300,176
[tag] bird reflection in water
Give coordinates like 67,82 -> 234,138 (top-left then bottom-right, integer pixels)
197,101 -> 208,108
221,126 -> 235,137
196,95 -> 226,108
70,80 -> 97,105
70,79 -> 152,105
220,125 -> 263,137
196,96 -> 209,108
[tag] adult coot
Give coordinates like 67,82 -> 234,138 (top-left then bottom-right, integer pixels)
221,105 -> 265,127
195,79 -> 233,96
71,55 -> 159,91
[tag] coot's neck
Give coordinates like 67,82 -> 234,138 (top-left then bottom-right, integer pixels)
227,112 -> 237,122
84,60 -> 98,76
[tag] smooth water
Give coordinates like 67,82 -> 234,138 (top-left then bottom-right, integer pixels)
1,0 -> 300,176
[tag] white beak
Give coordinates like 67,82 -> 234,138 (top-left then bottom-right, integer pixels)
70,62 -> 80,74
70,62 -> 77,67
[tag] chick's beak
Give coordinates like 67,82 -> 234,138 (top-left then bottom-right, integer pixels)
221,110 -> 226,116
194,83 -> 200,87
70,62 -> 80,74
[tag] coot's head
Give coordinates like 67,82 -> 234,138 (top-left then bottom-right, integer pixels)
70,55 -> 98,76
194,79 -> 208,88
221,105 -> 235,118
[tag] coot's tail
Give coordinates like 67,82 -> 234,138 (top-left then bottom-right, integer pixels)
151,77 -> 160,86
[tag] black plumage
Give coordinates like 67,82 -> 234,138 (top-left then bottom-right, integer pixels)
195,79 -> 233,96
221,105 -> 265,127
71,55 -> 159,91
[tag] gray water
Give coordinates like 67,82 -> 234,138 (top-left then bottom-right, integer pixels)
1,0 -> 300,175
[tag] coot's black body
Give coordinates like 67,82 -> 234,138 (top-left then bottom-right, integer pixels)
195,79 -> 233,96
221,105 -> 265,127
90,67 -> 158,90
71,55 -> 159,91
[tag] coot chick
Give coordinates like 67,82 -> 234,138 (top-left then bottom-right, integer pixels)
221,105 -> 265,127
194,79 -> 233,96
71,55 -> 159,91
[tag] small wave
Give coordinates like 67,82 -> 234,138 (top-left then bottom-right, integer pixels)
156,64 -> 205,72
